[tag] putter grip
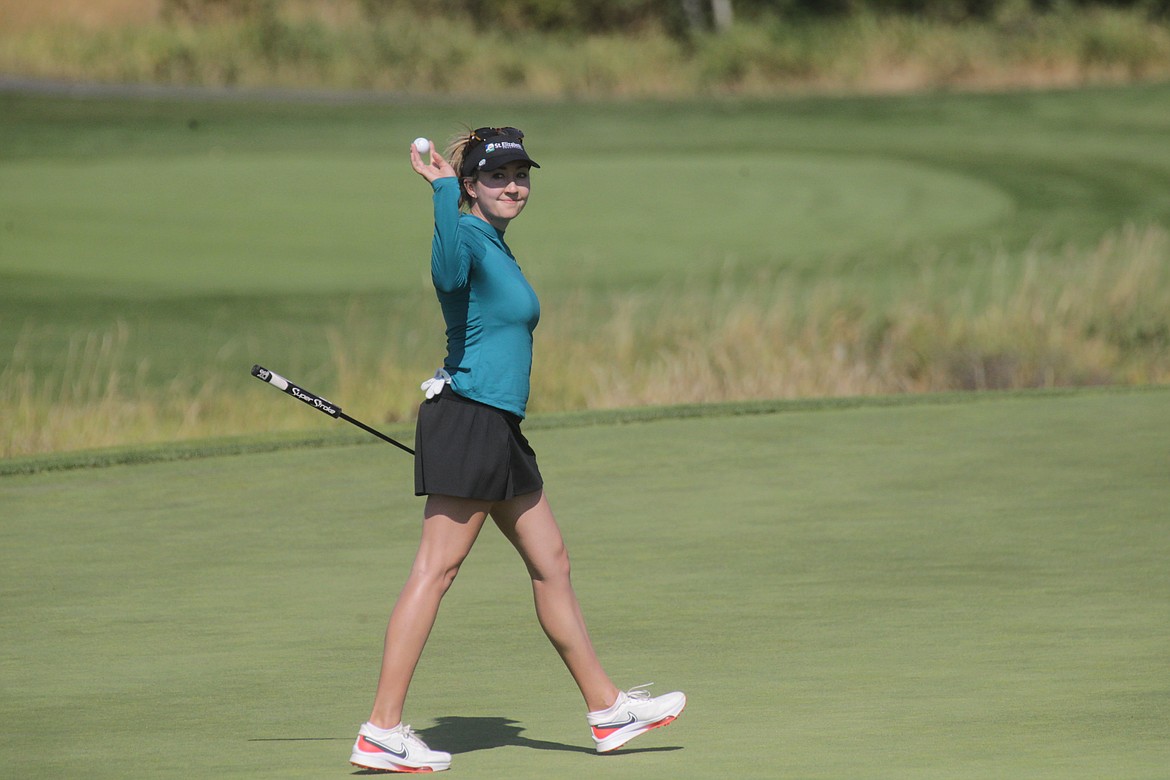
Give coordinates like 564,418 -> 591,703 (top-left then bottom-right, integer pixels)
251,364 -> 342,418
251,364 -> 289,390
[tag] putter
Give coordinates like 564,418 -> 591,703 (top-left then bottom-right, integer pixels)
250,364 -> 414,455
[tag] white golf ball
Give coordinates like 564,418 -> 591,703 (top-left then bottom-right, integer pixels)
413,137 -> 430,154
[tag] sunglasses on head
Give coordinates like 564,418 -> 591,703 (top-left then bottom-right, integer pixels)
469,126 -> 524,144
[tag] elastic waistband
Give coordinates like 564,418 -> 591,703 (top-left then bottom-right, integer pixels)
434,389 -> 523,426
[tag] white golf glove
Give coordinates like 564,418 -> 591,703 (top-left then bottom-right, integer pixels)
421,368 -> 452,399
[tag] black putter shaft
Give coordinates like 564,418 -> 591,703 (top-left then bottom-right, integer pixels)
250,364 -> 414,455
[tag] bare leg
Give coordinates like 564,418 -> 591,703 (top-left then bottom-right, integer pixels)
367,494 -> 491,728
492,490 -> 620,712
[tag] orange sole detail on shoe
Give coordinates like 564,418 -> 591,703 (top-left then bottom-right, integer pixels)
597,713 -> 685,752
642,699 -> 685,735
648,714 -> 678,731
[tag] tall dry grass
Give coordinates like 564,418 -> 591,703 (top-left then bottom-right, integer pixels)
1,0 -> 1169,96
3,225 -> 1167,458
533,224 -> 1170,409
0,0 -> 160,31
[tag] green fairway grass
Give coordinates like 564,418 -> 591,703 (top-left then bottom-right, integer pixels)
4,85 -> 1169,297
0,151 -> 1010,294
3,84 -> 1170,458
2,388 -> 1168,778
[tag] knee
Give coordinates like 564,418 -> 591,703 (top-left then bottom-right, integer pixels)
532,545 -> 572,584
409,558 -> 463,595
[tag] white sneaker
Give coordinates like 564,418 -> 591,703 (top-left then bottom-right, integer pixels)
349,722 -> 451,773
587,684 -> 687,753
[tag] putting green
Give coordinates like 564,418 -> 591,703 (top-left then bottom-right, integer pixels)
2,388 -> 1167,778
0,151 -> 1008,294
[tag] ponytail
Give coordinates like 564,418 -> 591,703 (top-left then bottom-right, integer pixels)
445,131 -> 476,211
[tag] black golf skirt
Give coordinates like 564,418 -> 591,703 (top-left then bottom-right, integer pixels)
414,389 -> 543,501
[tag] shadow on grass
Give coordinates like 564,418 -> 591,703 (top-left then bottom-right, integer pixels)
417,716 -> 683,756
248,737 -> 350,741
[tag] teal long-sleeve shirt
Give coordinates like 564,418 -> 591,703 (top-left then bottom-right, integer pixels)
430,176 -> 540,418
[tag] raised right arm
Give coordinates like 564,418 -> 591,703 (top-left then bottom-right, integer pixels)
409,142 -> 468,293
429,177 -> 470,293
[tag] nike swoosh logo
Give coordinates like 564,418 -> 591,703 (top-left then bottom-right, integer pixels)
359,735 -> 409,759
594,712 -> 637,731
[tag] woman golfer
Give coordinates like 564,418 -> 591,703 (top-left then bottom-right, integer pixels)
349,127 -> 686,773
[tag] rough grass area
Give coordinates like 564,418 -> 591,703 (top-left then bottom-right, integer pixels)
5,225 -> 1166,457
2,0 -> 1170,96
537,225 -> 1170,407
